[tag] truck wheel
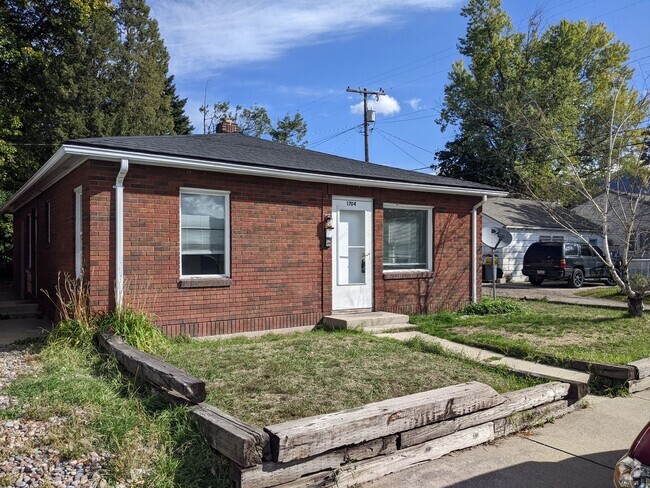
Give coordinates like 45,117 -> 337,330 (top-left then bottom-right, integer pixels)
530,277 -> 544,286
568,268 -> 584,288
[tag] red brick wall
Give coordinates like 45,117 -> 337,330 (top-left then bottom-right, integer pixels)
12,164 -> 91,320
15,159 -> 484,334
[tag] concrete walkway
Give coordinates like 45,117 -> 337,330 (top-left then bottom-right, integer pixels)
364,390 -> 650,487
486,282 -> 628,310
0,285 -> 50,345
380,331 -> 590,386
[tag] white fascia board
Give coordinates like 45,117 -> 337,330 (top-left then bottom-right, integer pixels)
2,144 -> 507,213
1,146 -> 69,213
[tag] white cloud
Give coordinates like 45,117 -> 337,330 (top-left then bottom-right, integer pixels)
350,94 -> 401,116
151,0 -> 461,74
407,97 -> 422,110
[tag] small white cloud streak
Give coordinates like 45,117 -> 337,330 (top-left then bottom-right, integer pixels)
151,0 -> 462,74
407,97 -> 422,110
350,94 -> 401,115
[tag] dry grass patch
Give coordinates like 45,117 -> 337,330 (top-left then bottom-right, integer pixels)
158,330 -> 541,427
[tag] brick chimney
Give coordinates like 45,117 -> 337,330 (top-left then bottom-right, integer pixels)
216,119 -> 241,133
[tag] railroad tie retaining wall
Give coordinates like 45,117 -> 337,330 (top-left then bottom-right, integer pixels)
97,333 -> 582,488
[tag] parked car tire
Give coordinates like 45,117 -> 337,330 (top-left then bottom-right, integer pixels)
529,277 -> 544,286
568,268 -> 584,288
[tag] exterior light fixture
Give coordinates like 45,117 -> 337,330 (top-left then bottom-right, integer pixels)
324,215 -> 334,248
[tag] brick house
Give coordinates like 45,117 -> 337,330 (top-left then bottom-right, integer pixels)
2,126 -> 505,336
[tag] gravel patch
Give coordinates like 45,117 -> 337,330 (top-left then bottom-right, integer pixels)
0,344 -> 114,488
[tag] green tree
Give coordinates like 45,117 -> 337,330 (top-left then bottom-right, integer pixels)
166,75 -> 193,135
270,113 -> 308,147
0,0 -> 114,192
0,0 -> 191,274
436,0 -> 641,201
112,0 -> 174,135
200,101 -> 308,145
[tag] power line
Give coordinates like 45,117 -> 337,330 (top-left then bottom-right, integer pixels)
375,129 -> 426,166
375,128 -> 437,155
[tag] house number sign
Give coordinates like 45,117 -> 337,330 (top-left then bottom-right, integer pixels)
346,201 -> 357,206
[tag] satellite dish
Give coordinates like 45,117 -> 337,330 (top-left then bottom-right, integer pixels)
482,226 -> 513,249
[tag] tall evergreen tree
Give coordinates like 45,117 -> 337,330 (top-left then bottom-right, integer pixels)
165,75 -> 193,135
112,0 -> 174,135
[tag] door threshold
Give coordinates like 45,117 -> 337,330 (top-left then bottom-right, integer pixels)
331,308 -> 373,314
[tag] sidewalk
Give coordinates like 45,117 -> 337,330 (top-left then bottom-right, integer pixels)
484,282 -> 628,310
365,390 -> 650,487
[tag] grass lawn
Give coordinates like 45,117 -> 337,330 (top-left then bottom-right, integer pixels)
413,301 -> 650,366
158,330 -> 542,427
575,286 -> 639,303
1,342 -> 228,487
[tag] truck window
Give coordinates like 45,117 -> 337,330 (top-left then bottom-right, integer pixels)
565,243 -> 579,256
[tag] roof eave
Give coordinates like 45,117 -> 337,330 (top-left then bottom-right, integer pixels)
2,144 -> 507,213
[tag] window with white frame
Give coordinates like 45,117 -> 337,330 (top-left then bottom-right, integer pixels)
383,205 -> 432,271
180,189 -> 230,277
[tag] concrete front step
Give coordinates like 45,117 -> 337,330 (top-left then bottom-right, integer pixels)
0,301 -> 41,319
323,312 -> 410,330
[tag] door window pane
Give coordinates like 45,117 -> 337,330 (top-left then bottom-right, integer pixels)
181,192 -> 228,276
383,208 -> 429,270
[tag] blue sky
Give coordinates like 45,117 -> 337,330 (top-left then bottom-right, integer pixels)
149,0 -> 650,173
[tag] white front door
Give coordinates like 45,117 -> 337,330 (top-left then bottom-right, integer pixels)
332,197 -> 373,311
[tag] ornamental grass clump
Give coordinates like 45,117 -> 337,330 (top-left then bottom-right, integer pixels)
44,272 -> 94,347
96,307 -> 168,354
460,298 -> 523,316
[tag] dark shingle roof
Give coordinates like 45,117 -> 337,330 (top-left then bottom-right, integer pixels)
67,133 -> 502,192
484,197 -> 601,232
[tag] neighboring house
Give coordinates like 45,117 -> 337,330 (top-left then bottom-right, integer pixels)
573,190 -> 650,275
2,122 -> 505,336
483,198 -> 603,282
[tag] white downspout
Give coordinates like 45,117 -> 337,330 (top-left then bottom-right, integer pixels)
115,158 -> 129,307
471,195 -> 488,303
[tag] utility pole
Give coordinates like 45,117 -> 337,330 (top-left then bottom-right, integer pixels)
346,87 -> 385,162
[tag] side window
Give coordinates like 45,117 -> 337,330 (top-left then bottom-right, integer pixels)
180,190 -> 230,277
580,244 -> 592,257
593,246 -> 605,257
565,243 -> 579,256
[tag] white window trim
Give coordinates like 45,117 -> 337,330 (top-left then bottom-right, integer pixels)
179,187 -> 231,279
74,186 -> 83,278
46,201 -> 51,243
383,203 -> 433,273
27,213 -> 32,268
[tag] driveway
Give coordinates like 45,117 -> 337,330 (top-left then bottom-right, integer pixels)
364,391 -> 650,487
482,282 -> 627,309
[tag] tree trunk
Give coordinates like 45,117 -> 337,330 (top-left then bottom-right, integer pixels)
628,295 -> 644,317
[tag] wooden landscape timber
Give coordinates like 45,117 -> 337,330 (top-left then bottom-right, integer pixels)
400,382 -> 570,448
265,381 -> 504,463
563,358 -> 637,381
95,332 -> 206,403
232,436 -> 398,488
274,423 -> 495,488
190,403 -> 270,468
493,399 -> 575,438
629,376 -> 650,394
95,333 -> 583,487
629,358 -> 650,379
